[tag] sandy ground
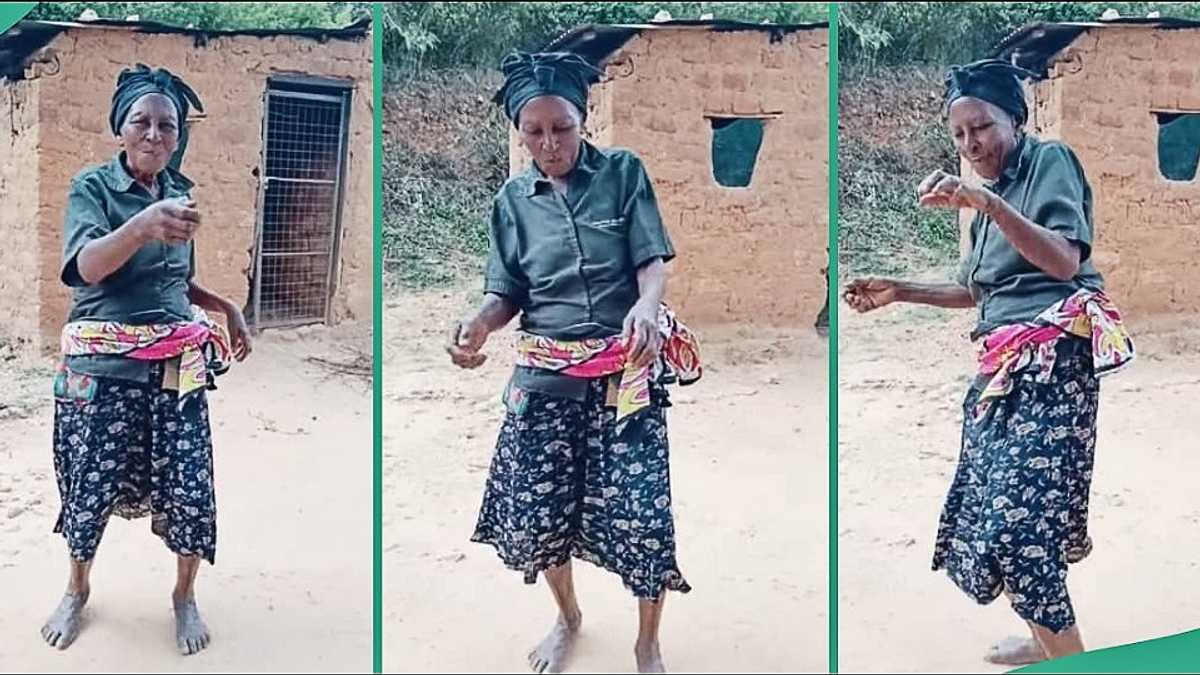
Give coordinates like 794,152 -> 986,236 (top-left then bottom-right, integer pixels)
382,286 -> 829,673
838,298 -> 1200,673
0,323 -> 373,673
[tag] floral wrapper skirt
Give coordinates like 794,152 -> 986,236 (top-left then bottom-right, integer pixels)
932,341 -> 1099,633
472,377 -> 691,600
52,361 -> 217,564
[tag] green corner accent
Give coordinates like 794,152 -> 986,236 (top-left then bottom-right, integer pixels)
371,3 -> 383,674
0,2 -> 35,34
1014,629 -> 1200,674
827,3 -> 839,674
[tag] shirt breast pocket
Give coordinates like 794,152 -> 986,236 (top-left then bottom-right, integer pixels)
576,216 -> 630,265
585,216 -> 628,231
578,215 -> 630,243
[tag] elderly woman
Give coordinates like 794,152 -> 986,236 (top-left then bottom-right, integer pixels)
446,52 -> 701,674
844,59 -> 1135,666
40,64 -> 251,655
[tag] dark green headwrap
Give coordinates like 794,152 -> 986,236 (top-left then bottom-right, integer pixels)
492,52 -> 602,128
943,59 -> 1037,126
109,64 -> 204,171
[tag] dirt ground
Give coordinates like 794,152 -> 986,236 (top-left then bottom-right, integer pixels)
837,297 -> 1200,673
382,286 -> 829,673
0,323 -> 373,673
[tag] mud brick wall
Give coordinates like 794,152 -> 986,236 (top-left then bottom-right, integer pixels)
1047,26 -> 1200,320
26,26 -> 372,348
510,27 -> 829,327
0,79 -> 42,348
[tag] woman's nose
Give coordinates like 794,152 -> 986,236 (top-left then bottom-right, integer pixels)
965,133 -> 979,155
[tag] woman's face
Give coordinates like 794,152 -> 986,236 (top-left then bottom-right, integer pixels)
118,93 -> 179,179
517,95 -> 583,179
947,96 -> 1019,181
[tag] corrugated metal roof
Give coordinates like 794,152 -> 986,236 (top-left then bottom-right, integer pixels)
544,19 -> 828,65
1,16 -> 370,81
992,16 -> 1200,74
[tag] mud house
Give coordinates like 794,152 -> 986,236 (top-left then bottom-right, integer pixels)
981,17 -> 1200,318
0,16 -> 373,352
509,19 -> 829,328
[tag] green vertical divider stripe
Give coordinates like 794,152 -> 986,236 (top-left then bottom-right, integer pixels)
827,3 -> 839,674
372,2 -> 384,673
0,3 -> 35,33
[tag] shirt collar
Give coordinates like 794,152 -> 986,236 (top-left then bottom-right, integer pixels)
522,140 -> 601,197
992,133 -> 1031,189
100,152 -> 195,194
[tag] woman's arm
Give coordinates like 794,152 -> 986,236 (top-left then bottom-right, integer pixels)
634,257 -> 667,307
894,280 -> 975,308
75,218 -> 151,285
74,198 -> 201,285
187,280 -> 236,315
843,277 -> 975,313
187,279 -> 252,360
984,194 -> 1081,281
446,293 -> 520,369
920,171 -> 1081,282
472,293 -> 521,334
623,257 -> 667,368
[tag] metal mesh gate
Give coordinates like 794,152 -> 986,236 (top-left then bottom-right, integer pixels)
252,82 -> 350,328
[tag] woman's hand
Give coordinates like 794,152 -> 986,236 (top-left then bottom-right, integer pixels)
622,300 -> 662,369
136,196 -> 201,246
225,304 -> 253,361
447,316 -> 489,369
916,169 -> 992,212
843,277 -> 900,313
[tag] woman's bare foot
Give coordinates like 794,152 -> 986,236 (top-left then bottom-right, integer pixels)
41,590 -> 90,650
528,611 -> 581,674
635,640 -> 666,673
173,595 -> 211,656
985,635 -> 1047,665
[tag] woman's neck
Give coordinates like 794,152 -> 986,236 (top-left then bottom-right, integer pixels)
122,154 -> 161,195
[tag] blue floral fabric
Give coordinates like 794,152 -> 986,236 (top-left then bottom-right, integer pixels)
933,341 -> 1099,633
52,361 -> 217,564
472,377 -> 690,600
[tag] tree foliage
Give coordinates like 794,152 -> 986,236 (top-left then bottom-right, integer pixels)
840,2 -> 1200,72
26,2 -> 369,30
382,2 -> 828,75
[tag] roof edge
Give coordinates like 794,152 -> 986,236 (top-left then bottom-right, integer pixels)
545,19 -> 827,64
992,17 -> 1200,74
16,15 -> 370,40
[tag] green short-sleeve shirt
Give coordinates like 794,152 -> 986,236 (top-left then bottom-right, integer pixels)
486,142 -> 675,399
957,135 -> 1104,338
61,152 -> 197,382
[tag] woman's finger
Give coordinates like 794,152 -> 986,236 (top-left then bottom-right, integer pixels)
934,175 -> 961,195
621,312 -> 636,345
919,192 -> 953,208
917,169 -> 945,196
643,333 -> 663,368
628,320 -> 648,365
